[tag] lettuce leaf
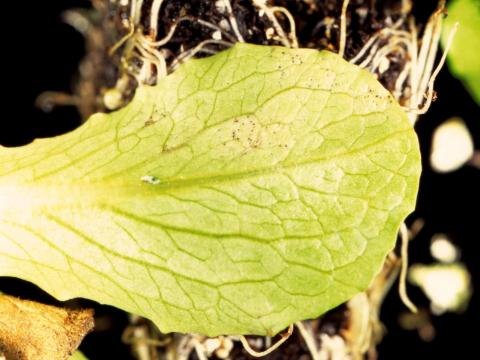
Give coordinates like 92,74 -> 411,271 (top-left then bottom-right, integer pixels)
0,44 -> 421,336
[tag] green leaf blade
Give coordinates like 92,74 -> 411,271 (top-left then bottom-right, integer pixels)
443,0 -> 480,104
0,44 -> 421,336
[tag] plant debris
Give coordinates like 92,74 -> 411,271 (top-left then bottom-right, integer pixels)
0,295 -> 94,360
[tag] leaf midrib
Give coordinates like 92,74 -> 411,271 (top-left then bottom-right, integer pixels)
3,128 -> 410,199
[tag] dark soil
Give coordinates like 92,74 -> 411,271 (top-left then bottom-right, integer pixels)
50,0 -> 421,121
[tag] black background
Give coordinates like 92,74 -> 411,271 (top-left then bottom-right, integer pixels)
1,1 -> 479,359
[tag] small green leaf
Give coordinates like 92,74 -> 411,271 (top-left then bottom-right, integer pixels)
0,44 -> 421,336
69,351 -> 89,360
442,0 -> 480,104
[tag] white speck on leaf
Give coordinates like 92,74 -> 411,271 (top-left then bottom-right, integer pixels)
141,175 -> 161,185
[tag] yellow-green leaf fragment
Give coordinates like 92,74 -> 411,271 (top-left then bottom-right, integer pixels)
442,0 -> 480,104
69,351 -> 89,360
0,44 -> 421,336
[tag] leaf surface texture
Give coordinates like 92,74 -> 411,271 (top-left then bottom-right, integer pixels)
0,44 -> 421,336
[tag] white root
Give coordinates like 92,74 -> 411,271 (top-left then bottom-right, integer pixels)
295,322 -> 322,360
117,0 -> 299,85
108,19 -> 135,56
358,40 -> 383,68
149,0 -> 165,38
270,6 -> 298,48
252,0 -> 297,48
338,0 -> 350,57
349,18 -> 405,64
223,0 -> 245,42
401,2 -> 454,122
197,18 -> 238,42
408,17 -> 419,105
368,38 -> 409,72
393,62 -> 411,99
404,21 -> 457,116
128,0 -> 143,25
350,0 -> 453,124
399,223 -> 418,313
170,39 -> 234,70
238,324 -> 293,358
116,2 -> 245,85
193,338 -> 209,360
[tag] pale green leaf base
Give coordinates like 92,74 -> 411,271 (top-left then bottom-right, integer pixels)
0,44 -> 421,336
69,351 -> 89,360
